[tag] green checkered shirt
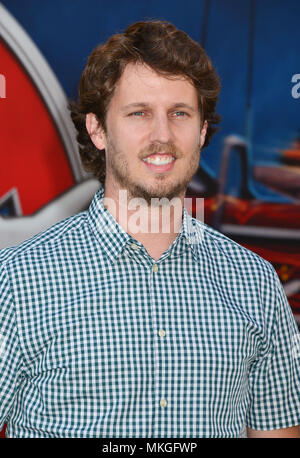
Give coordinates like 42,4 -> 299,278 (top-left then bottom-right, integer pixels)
0,186 -> 299,437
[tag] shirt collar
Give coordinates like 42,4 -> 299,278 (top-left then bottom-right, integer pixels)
87,186 -> 202,264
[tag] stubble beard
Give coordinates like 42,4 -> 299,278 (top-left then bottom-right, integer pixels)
104,135 -> 201,205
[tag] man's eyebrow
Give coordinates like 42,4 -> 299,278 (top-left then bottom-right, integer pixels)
121,102 -> 150,111
121,102 -> 197,112
171,103 -> 197,112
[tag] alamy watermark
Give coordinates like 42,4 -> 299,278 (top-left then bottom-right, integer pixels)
0,74 -> 6,99
291,74 -> 300,99
96,189 -> 205,245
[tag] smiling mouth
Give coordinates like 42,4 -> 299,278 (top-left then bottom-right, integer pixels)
142,153 -> 176,165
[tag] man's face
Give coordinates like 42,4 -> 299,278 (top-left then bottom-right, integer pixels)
91,62 -> 207,203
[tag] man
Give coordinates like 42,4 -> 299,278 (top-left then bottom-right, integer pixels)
0,20 -> 299,438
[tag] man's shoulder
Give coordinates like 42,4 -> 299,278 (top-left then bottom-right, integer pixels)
192,217 -> 275,277
0,211 -> 88,269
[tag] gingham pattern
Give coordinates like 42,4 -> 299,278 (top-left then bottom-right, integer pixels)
0,186 -> 299,438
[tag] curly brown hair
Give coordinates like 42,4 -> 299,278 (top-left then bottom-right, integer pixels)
70,20 -> 221,184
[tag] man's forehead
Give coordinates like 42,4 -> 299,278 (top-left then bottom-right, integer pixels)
120,62 -> 193,87
112,62 -> 198,105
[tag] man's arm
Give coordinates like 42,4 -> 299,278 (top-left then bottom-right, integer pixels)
245,264 -> 300,435
247,425 -> 300,438
0,262 -> 25,431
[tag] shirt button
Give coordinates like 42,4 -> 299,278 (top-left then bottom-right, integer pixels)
130,243 -> 139,250
160,399 -> 167,408
158,329 -> 166,338
153,264 -> 159,273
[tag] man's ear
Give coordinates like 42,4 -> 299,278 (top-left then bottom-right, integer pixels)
200,120 -> 208,148
86,113 -> 106,150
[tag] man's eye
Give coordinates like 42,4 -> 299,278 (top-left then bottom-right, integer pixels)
174,111 -> 187,117
129,111 -> 145,116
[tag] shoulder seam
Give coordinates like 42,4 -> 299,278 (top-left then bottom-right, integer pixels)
192,217 -> 273,269
0,212 -> 87,267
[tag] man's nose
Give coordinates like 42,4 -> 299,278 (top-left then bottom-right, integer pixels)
149,113 -> 174,144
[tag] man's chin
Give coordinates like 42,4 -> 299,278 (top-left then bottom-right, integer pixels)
127,182 -> 186,204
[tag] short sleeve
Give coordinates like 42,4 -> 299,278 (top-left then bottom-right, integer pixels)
0,263 -> 24,431
246,266 -> 300,430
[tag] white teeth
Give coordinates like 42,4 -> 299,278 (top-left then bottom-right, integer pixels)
143,155 -> 175,165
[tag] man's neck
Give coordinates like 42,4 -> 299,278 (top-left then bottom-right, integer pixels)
103,184 -> 185,261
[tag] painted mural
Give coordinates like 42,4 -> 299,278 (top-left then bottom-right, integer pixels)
0,0 -> 300,437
